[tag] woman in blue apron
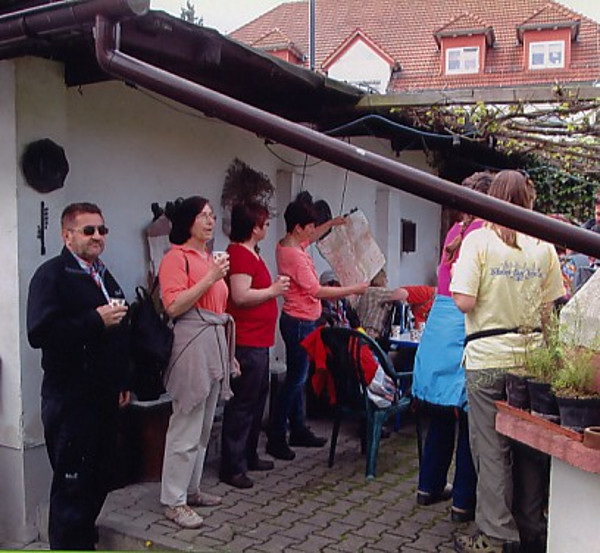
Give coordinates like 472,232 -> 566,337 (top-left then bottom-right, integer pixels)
412,172 -> 493,522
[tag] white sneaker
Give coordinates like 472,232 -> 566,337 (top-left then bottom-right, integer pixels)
165,505 -> 204,529
187,491 -> 222,507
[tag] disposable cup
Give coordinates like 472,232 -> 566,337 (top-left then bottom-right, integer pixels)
212,251 -> 229,263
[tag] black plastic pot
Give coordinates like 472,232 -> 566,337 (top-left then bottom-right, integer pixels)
527,380 -> 559,423
505,372 -> 531,410
556,396 -> 600,432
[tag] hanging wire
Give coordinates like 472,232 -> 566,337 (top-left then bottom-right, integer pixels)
299,153 -> 308,190
339,169 -> 349,215
263,141 -> 323,167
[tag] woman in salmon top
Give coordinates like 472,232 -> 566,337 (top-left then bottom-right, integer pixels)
158,196 -> 234,530
266,191 -> 368,461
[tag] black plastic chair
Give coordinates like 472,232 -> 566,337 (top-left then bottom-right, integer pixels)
319,327 -> 412,479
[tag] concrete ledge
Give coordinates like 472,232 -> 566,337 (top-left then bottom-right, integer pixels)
495,402 -> 600,475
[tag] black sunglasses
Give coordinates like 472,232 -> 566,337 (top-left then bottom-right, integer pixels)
69,225 -> 109,236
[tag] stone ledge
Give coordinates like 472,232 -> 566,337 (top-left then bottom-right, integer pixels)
495,401 -> 600,475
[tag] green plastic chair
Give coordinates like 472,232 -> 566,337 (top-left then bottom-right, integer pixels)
320,327 -> 412,479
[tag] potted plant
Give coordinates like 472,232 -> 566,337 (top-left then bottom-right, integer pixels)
505,368 -> 532,411
551,345 -> 600,432
522,318 -> 561,423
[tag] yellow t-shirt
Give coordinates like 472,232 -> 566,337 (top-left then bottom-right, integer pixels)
450,226 -> 564,371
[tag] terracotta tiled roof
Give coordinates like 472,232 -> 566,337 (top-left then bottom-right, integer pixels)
323,28 -> 395,69
435,11 -> 491,35
434,12 -> 495,47
230,0 -> 600,93
252,28 -> 303,54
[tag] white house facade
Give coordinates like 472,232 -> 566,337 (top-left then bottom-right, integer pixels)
0,54 -> 440,543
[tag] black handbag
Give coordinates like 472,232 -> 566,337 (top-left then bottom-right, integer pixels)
128,280 -> 174,401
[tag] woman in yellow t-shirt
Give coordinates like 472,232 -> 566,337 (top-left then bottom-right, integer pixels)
451,170 -> 564,553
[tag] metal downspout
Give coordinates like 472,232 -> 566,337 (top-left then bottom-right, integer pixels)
93,15 -> 600,259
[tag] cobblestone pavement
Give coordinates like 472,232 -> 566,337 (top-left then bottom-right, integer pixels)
96,417 -> 474,552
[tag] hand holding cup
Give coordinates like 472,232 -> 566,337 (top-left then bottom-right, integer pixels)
272,274 -> 290,296
211,250 -> 230,279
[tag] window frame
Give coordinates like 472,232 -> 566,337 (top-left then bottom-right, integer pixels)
529,40 -> 565,70
445,46 -> 480,75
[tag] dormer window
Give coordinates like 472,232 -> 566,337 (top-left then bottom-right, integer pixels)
529,40 -> 565,70
446,46 -> 480,74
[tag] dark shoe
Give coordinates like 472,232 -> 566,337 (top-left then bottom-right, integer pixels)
455,532 -> 519,553
451,506 -> 475,523
266,439 -> 296,460
248,457 -> 274,471
289,426 -> 327,447
521,537 -> 546,553
417,483 -> 453,506
221,473 -> 254,489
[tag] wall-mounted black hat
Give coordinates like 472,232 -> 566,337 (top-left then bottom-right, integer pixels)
21,138 -> 69,193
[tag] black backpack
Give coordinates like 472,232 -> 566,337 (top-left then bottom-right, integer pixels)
128,281 -> 174,401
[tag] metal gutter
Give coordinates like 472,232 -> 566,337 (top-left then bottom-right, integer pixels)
0,0 -> 147,46
92,15 -> 600,259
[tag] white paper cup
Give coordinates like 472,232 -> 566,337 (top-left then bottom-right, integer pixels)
212,251 -> 229,263
391,325 -> 402,338
109,297 -> 126,308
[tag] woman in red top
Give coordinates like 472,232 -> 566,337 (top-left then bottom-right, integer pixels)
220,201 -> 290,489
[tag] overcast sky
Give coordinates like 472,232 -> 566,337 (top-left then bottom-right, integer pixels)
150,0 -> 600,33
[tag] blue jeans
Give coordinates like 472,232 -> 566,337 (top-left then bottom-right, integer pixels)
269,312 -> 317,442
418,408 -> 476,510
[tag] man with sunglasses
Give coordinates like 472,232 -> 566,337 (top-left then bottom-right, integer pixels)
27,202 -> 130,550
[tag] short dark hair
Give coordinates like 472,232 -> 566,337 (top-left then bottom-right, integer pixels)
61,202 -> 103,228
230,201 -> 269,242
165,196 -> 209,245
284,191 -> 317,233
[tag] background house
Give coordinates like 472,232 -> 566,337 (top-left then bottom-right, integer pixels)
0,1 -> 442,543
231,0 -> 600,94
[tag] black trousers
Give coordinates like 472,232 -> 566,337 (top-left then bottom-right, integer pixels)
221,346 -> 269,476
42,393 -> 118,550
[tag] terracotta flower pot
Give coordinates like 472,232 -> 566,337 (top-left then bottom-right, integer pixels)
583,426 -> 600,450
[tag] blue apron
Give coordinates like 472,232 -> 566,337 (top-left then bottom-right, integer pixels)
411,295 -> 467,409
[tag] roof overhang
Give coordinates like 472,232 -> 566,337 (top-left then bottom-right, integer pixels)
0,3 -> 363,124
516,20 -> 580,43
434,26 -> 496,48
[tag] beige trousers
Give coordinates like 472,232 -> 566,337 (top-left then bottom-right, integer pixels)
160,380 -> 220,507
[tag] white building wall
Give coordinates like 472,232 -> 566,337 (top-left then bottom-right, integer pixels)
327,40 -> 391,93
1,55 -> 440,543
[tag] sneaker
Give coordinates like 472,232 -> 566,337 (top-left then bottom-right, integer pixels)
221,473 -> 254,489
248,457 -> 274,471
416,483 -> 453,506
187,491 -> 222,507
455,532 -> 520,553
266,439 -> 296,460
165,505 -> 204,529
289,426 -> 327,447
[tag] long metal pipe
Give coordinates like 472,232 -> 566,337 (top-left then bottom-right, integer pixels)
0,0 -> 148,45
94,15 -> 599,259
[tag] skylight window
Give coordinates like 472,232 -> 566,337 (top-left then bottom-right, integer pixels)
529,41 -> 565,70
446,46 -> 480,75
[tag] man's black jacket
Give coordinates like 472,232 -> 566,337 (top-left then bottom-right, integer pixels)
27,247 -> 130,399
